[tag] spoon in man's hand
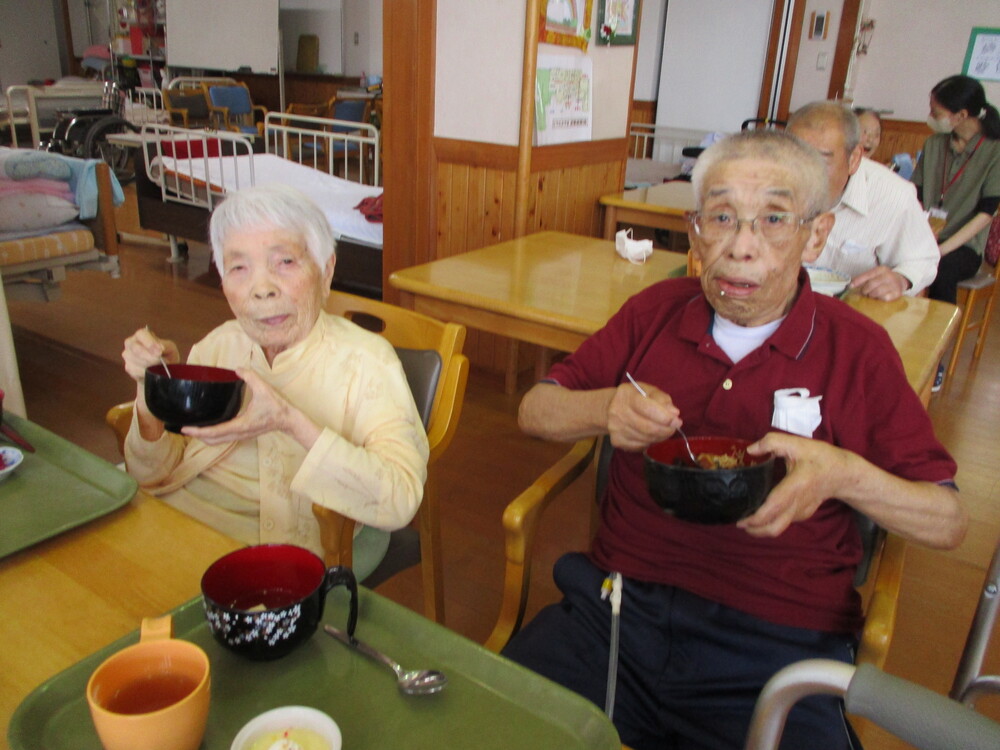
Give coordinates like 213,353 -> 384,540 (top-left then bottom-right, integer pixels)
625,371 -> 698,466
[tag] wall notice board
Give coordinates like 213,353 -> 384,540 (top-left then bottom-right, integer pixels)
166,0 -> 280,74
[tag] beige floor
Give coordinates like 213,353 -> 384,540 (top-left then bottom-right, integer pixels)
7,195 -> 999,748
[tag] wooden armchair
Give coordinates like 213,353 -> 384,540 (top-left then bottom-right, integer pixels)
204,83 -> 267,136
162,87 -> 211,129
483,437 -> 907,677
105,292 -> 468,625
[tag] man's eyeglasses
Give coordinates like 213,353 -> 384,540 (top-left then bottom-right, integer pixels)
687,211 -> 817,243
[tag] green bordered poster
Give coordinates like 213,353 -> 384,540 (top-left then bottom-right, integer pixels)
962,27 -> 1000,82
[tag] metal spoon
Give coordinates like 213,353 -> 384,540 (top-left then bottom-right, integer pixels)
323,624 -> 448,696
145,325 -> 173,378
625,371 -> 698,467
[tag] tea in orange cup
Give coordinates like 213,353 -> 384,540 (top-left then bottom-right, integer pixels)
86,615 -> 210,750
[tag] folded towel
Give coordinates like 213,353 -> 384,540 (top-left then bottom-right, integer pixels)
355,194 -> 383,223
0,178 -> 75,202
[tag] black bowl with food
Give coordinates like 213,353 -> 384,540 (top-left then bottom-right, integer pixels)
643,436 -> 775,524
201,544 -> 358,661
144,363 -> 245,433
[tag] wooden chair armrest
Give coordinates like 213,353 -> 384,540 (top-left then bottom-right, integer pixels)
856,533 -> 906,670
105,401 -> 134,456
311,504 -> 357,569
92,162 -> 119,258
483,437 -> 599,653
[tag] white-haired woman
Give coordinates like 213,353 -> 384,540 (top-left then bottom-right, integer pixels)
121,184 -> 428,568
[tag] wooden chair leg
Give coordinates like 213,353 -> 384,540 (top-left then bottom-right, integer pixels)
419,470 -> 445,623
972,288 -> 998,361
946,290 -> 976,380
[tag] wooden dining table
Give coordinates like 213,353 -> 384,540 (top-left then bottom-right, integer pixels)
390,230 -> 959,403
2,420 -> 618,750
600,180 -> 696,240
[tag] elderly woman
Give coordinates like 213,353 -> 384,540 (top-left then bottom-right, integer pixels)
122,184 -> 428,564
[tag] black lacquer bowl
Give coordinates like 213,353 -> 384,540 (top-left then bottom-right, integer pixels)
201,544 -> 358,661
144,363 -> 245,433
644,436 -> 775,525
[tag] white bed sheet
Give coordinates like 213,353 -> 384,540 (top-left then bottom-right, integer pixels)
160,153 -> 383,248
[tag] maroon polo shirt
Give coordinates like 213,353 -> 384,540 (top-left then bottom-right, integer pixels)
546,273 -> 956,633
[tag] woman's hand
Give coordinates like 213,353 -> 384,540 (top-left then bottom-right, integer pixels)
183,369 -> 322,449
122,327 -> 180,383
607,380 -> 682,452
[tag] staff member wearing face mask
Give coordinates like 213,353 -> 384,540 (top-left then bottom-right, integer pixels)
911,75 -> 1000,309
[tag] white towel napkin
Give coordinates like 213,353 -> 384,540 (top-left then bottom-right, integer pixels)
771,388 -> 823,438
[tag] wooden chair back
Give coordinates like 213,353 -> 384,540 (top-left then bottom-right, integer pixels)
314,292 -> 469,623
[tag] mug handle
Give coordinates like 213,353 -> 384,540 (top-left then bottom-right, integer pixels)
323,566 -> 359,638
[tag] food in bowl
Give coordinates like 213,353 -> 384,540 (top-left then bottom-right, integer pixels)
201,544 -> 358,661
805,265 -> 851,297
231,706 -> 341,750
644,436 -> 775,524
144,363 -> 245,433
695,450 -> 745,470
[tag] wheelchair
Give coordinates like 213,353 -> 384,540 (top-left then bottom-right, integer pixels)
40,82 -> 139,184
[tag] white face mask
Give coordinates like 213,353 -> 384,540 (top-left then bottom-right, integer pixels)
927,115 -> 954,134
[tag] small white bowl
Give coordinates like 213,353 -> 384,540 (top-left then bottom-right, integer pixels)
805,265 -> 851,297
230,706 -> 341,750
0,447 -> 23,482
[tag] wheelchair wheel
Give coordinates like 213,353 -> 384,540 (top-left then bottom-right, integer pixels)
83,115 -> 140,184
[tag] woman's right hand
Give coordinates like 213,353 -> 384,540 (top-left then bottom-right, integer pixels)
122,327 -> 180,383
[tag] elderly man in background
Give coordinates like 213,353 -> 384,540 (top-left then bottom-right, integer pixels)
122,184 -> 428,564
787,101 -> 939,301
503,130 -> 966,750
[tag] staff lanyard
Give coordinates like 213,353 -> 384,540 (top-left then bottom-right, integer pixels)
939,135 -> 984,207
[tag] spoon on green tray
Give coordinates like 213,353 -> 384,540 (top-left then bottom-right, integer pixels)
625,371 -> 699,467
323,624 -> 448,696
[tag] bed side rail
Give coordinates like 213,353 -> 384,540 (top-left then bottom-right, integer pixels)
139,123 -> 254,211
263,111 -> 381,187
628,123 -> 711,163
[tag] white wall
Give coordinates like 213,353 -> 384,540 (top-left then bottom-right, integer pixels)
434,1 -> 637,145
281,0 -> 344,75
343,0 -> 382,78
656,0 -> 773,132
633,0 -> 666,101
787,0 -> 845,111
850,0 -> 1000,118
0,0 -> 62,88
434,1 -> 524,144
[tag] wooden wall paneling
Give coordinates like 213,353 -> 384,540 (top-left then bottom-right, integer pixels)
449,164 -> 470,257
435,162 -> 454,259
466,165 -> 487,251
872,119 -> 932,164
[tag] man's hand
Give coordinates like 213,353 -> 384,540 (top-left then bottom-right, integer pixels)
738,431 -> 850,537
607,380 -> 682,452
850,266 -> 910,301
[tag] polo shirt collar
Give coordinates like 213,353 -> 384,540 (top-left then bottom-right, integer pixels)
677,270 -> 818,362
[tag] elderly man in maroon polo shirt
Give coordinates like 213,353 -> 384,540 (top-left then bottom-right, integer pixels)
503,130 -> 967,750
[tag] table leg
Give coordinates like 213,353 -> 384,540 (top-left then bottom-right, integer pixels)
603,206 -> 619,240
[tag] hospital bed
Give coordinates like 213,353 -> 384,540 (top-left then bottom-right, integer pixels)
135,112 -> 383,298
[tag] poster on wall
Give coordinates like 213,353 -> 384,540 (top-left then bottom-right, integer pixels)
540,0 -> 593,51
962,27 -> 1000,82
535,53 -> 593,145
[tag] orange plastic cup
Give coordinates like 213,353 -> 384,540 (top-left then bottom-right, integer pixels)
86,616 -> 210,750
